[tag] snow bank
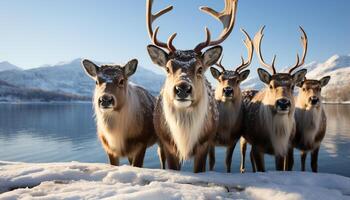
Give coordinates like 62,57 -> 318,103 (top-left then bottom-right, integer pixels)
0,161 -> 349,200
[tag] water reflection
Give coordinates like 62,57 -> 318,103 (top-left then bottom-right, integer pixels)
0,103 -> 349,176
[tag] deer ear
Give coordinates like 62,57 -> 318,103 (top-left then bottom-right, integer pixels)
239,70 -> 250,82
319,76 -> 330,87
210,67 -> 221,80
202,46 -> 223,67
147,45 -> 169,67
292,69 -> 307,85
81,59 -> 99,79
124,59 -> 138,78
257,68 -> 271,84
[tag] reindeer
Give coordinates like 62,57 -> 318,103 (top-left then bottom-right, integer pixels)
240,26 -> 308,172
287,76 -> 330,172
81,59 -> 165,168
146,0 -> 238,173
208,29 -> 253,173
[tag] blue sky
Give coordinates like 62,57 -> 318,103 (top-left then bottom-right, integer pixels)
0,0 -> 349,74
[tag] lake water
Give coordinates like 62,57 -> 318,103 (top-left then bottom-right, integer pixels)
0,103 -> 349,177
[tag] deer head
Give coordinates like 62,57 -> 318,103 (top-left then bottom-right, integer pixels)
81,59 -> 138,112
254,26 -> 308,114
296,76 -> 331,109
210,28 -> 253,102
146,0 -> 238,108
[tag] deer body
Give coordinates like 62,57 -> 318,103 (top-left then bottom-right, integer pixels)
95,84 -> 156,160
153,79 -> 218,171
209,29 -> 252,172
82,59 -> 164,168
240,26 -> 308,172
288,77 -> 330,172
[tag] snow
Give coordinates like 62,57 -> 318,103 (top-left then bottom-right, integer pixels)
1,161 -> 350,200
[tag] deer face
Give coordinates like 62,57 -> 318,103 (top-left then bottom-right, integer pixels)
211,68 -> 250,102
81,59 -> 137,112
297,76 -> 330,109
258,69 -> 307,114
148,46 -> 222,108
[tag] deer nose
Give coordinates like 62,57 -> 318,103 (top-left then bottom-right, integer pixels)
276,98 -> 291,110
99,94 -> 115,108
223,87 -> 234,97
175,83 -> 192,99
309,96 -> 319,105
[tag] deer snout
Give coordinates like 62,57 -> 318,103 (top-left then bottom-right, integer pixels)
276,98 -> 291,112
98,94 -> 115,109
309,96 -> 320,105
223,87 -> 234,97
174,82 -> 192,100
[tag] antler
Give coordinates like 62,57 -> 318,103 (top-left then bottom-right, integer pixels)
194,0 -> 238,53
253,26 -> 277,74
215,55 -> 226,71
288,26 -> 308,73
146,0 -> 177,52
235,28 -> 253,73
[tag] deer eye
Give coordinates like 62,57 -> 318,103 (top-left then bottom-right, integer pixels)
269,85 -> 273,89
197,67 -> 203,74
302,88 -> 306,91
118,79 -> 124,86
95,81 -> 98,85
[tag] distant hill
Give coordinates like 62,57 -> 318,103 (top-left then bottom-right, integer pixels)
0,58 -> 164,102
0,80 -> 90,102
0,61 -> 21,72
241,54 -> 350,102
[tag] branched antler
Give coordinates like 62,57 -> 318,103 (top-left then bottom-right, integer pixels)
235,28 -> 253,73
288,26 -> 308,73
194,0 -> 238,53
253,26 -> 277,74
146,0 -> 177,52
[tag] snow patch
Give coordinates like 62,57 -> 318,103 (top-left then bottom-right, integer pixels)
1,161 -> 350,199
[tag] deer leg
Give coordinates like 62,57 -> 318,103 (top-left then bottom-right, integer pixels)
300,151 -> 307,171
128,157 -> 133,165
108,154 -> 119,166
208,145 -> 215,171
311,147 -> 320,173
132,146 -> 147,168
165,149 -> 181,171
252,146 -> 265,172
275,156 -> 284,171
194,143 -> 209,173
240,138 -> 247,173
250,148 -> 257,172
285,147 -> 294,171
225,142 -> 237,173
157,144 -> 166,169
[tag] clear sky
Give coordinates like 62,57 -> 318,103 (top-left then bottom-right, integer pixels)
0,0 -> 349,74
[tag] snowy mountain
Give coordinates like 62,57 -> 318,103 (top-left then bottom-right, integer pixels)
0,58 -> 164,101
241,54 -> 350,102
0,61 -> 21,72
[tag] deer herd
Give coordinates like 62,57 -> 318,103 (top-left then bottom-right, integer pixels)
81,0 -> 331,174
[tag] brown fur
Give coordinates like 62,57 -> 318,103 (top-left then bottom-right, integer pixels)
209,69 -> 250,173
153,80 -> 218,173
287,78 -> 329,172
82,59 -> 163,168
241,73 -> 301,172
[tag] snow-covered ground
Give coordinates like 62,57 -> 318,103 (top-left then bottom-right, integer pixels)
0,161 -> 349,200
